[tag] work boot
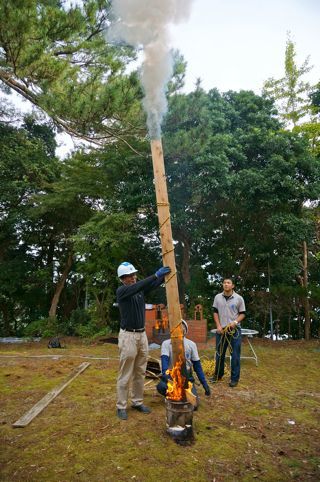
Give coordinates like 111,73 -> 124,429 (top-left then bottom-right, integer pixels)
132,404 -> 151,414
116,409 -> 128,420
229,380 -> 238,388
209,375 -> 222,383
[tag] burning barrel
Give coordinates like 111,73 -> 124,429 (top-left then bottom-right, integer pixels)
164,354 -> 196,442
165,399 -> 194,442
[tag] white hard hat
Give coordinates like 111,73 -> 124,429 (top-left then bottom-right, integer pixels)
117,262 -> 138,278
182,320 -> 188,334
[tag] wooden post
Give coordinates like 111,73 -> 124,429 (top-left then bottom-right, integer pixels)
12,362 -> 90,428
150,139 -> 186,374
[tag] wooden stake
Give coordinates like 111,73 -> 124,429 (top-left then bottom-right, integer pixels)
12,362 -> 90,428
150,139 -> 187,374
185,389 -> 198,407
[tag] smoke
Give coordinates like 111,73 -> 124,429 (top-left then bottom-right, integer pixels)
108,0 -> 194,139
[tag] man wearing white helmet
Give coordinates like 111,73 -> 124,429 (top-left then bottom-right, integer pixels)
116,262 -> 171,420
156,320 -> 211,406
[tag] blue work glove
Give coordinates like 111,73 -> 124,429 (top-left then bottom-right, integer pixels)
161,355 -> 171,381
161,373 -> 170,382
203,383 -> 211,396
155,266 -> 171,279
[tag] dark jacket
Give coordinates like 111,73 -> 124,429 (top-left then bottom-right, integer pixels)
116,275 -> 163,330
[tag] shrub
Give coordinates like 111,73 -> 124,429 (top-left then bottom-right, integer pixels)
24,317 -> 60,338
65,308 -> 91,336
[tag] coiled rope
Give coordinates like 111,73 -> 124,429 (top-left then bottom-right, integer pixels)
201,324 -> 240,379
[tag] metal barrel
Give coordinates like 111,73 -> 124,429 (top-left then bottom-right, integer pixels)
165,399 -> 194,441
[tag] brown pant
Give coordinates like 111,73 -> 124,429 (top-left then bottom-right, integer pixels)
116,329 -> 149,410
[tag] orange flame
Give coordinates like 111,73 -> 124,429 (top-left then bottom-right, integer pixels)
154,319 -> 161,330
185,381 -> 193,396
162,313 -> 169,330
154,312 -> 169,332
166,355 -> 188,401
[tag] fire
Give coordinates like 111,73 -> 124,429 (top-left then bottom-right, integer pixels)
162,313 -> 169,330
154,319 -> 161,330
154,311 -> 169,332
166,355 -> 189,401
185,381 -> 194,398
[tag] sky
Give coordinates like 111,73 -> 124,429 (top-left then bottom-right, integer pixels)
169,0 -> 320,94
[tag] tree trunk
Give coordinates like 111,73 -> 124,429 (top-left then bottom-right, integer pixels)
288,314 -> 291,338
303,296 -> 311,340
0,303 -> 11,336
302,241 -> 311,340
297,302 -> 302,339
48,252 -> 73,319
262,309 -> 267,337
93,292 -> 107,326
47,240 -> 55,283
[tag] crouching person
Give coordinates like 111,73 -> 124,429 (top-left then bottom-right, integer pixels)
156,320 -> 211,406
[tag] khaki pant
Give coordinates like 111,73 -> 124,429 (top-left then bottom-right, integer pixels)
116,329 -> 149,410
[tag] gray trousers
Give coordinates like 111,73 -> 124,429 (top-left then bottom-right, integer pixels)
116,329 -> 149,410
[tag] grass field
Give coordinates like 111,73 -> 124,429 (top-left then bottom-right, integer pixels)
1,337 -> 319,481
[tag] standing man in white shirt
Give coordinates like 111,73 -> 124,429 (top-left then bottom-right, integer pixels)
210,278 -> 246,387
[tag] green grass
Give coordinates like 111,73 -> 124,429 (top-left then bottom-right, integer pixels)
0,338 -> 319,481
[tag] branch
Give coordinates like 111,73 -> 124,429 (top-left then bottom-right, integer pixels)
0,69 -> 144,157
0,70 -> 38,104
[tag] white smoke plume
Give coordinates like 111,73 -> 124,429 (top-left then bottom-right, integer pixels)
108,0 -> 194,139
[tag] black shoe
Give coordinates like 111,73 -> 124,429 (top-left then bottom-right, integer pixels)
117,409 -> 128,420
132,404 -> 151,414
229,380 -> 238,388
209,376 -> 222,383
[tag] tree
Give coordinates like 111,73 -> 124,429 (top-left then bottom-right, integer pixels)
302,81 -> 320,156
0,118 -> 59,334
0,0 -> 145,147
162,86 -> 231,305
161,86 -> 320,330
263,35 -> 313,128
29,148 -> 114,320
263,38 -> 320,339
73,212 -> 135,327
